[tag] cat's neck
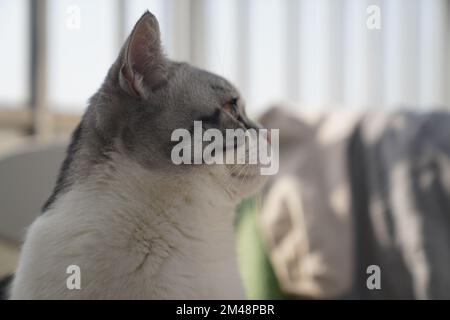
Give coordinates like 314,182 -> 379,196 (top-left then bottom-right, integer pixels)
88,154 -> 243,297
43,153 -> 245,298
98,153 -> 237,229
54,152 -> 238,252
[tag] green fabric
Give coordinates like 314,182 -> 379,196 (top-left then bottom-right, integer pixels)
235,197 -> 285,299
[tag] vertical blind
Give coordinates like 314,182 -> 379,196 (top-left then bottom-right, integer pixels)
130,0 -> 450,114
0,0 -> 449,115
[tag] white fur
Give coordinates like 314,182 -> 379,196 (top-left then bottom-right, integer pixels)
10,154 -> 252,299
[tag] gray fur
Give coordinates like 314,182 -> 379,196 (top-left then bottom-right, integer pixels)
43,11 -> 260,212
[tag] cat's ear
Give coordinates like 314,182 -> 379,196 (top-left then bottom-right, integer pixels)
119,11 -> 168,99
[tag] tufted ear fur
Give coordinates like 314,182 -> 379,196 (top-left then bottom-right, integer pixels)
119,11 -> 168,99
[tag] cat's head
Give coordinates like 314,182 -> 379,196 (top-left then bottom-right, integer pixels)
86,11 -> 267,202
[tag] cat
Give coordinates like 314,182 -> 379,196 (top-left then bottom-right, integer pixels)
9,11 -> 267,299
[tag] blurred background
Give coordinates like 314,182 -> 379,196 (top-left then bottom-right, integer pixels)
1,0 -> 450,299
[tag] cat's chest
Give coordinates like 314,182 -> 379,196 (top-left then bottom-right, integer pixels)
103,186 -> 244,298
43,171 -> 244,298
133,205 -> 244,299
148,231 -> 244,299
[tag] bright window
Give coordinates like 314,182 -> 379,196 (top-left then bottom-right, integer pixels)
0,0 -> 29,108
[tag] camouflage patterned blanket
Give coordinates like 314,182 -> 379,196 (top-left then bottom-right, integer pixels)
259,108 -> 450,299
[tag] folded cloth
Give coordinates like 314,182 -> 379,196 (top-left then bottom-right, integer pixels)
259,107 -> 450,299
258,107 -> 359,298
349,111 -> 450,299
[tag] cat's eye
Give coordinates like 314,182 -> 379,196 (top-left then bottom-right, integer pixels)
223,98 -> 239,117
